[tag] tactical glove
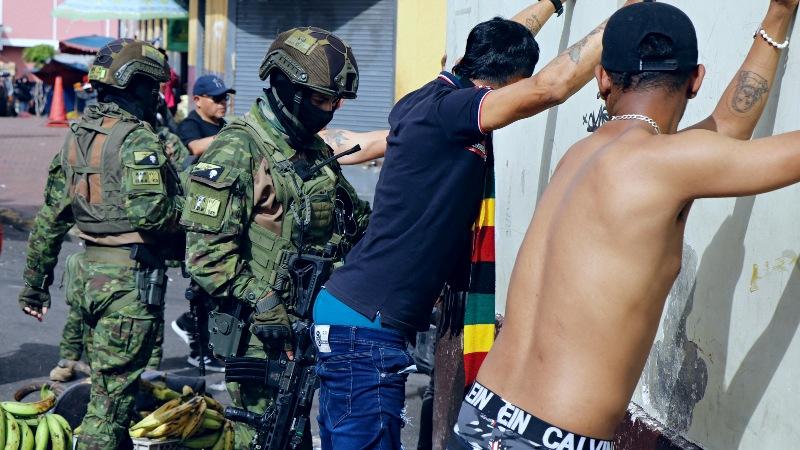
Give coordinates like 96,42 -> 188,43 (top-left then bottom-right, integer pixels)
19,285 -> 51,314
250,292 -> 293,352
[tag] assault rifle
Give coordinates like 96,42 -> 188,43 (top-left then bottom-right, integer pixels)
224,252 -> 336,450
184,282 -> 208,376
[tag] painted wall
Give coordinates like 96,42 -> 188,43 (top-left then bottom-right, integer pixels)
395,0 -> 446,100
446,0 -> 800,448
1,0 -> 118,47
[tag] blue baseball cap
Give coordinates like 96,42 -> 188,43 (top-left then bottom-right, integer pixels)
193,74 -> 236,96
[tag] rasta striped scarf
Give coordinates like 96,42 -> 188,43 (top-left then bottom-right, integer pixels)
439,149 -> 496,389
462,151 -> 496,387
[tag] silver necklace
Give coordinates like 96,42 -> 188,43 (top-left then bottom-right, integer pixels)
610,114 -> 661,135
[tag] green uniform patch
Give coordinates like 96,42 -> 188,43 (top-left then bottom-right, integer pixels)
88,66 -> 108,80
284,29 -> 318,55
191,194 -> 222,217
132,170 -> 161,185
134,151 -> 159,166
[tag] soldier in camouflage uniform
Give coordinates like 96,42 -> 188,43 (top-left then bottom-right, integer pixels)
50,129 -> 190,383
182,27 -> 370,447
18,38 -> 183,450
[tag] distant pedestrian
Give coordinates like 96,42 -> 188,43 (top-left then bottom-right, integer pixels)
176,74 -> 235,158
14,76 -> 33,114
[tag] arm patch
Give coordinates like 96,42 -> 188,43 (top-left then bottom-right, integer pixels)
181,166 -> 242,233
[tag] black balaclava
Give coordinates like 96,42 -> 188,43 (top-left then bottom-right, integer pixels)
101,75 -> 160,125
265,72 -> 335,147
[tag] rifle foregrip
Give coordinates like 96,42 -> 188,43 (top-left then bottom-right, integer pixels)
224,406 -> 260,428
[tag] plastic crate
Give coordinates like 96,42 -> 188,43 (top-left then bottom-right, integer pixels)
131,438 -> 188,450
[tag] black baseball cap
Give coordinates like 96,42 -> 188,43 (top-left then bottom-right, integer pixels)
193,74 -> 236,96
601,1 -> 698,73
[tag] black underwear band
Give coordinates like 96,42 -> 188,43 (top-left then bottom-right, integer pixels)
462,382 -> 615,450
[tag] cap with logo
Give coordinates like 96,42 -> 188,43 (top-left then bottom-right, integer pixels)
601,1 -> 698,73
193,75 -> 236,96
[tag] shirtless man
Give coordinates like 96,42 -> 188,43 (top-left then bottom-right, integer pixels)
451,1 -> 799,449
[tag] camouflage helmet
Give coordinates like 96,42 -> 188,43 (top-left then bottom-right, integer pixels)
88,38 -> 169,89
259,27 -> 359,100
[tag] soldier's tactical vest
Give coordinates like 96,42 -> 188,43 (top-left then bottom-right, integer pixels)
228,114 -> 341,299
61,105 -> 144,235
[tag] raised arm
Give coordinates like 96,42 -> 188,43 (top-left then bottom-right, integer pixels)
480,0 -> 643,132
654,129 -> 800,200
319,128 -> 389,164
683,0 -> 798,139
511,0 -> 570,37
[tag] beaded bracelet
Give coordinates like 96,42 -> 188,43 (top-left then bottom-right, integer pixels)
754,28 -> 789,50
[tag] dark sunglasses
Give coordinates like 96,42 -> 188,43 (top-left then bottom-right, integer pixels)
202,94 -> 230,103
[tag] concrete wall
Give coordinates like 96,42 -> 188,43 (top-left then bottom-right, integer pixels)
394,0 -> 446,100
446,0 -> 800,448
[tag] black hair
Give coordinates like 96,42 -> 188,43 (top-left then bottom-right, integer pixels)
453,17 -> 539,86
609,33 -> 694,92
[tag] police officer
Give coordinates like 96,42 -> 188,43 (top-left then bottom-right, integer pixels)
181,27 -> 370,447
18,38 -> 183,450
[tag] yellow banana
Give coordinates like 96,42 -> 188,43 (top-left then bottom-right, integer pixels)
19,419 -> 34,450
34,417 -> 49,450
5,412 -> 21,450
180,398 -> 207,440
181,385 -> 194,397
51,414 -> 72,450
47,414 -> 65,450
1,390 -> 56,418
129,428 -> 148,438
222,421 -> 234,450
183,431 -> 222,449
139,380 -> 180,402
72,425 -> 81,436
130,398 -> 181,430
0,405 -> 6,450
203,395 -> 224,413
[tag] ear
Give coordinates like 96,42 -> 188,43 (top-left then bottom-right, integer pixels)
596,65 -> 612,101
687,64 -> 705,100
193,95 -> 201,103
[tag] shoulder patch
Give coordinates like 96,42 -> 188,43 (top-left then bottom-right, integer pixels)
134,151 -> 159,166
191,162 -> 225,182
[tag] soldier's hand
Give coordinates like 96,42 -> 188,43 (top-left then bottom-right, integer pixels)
19,285 -> 51,322
250,293 -> 294,359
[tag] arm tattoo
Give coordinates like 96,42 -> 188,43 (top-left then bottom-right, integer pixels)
730,71 -> 769,114
525,14 -> 544,35
321,129 -> 349,150
567,27 -> 603,64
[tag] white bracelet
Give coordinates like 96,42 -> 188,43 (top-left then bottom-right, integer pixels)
754,28 -> 789,50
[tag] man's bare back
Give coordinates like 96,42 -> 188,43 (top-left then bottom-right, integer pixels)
480,126 -> 689,437
471,0 -> 799,443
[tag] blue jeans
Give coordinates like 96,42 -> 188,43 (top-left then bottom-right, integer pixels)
314,325 -> 413,449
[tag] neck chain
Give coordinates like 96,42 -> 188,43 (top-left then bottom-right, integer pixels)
610,114 -> 661,135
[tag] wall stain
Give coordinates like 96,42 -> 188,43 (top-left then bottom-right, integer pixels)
750,250 -> 799,293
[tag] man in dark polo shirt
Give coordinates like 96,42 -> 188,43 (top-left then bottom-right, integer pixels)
312,0 -> 643,448
177,74 -> 235,158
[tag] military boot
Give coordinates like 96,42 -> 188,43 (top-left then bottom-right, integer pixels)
49,359 -> 77,382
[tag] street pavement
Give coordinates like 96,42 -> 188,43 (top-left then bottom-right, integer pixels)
0,116 -> 427,448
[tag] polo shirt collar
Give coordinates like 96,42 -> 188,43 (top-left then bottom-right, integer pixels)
437,71 -> 475,89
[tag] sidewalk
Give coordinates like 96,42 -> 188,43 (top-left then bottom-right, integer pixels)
0,116 -> 69,220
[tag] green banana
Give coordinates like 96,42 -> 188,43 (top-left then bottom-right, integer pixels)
5,412 -> 21,450
50,415 -> 72,450
18,420 -> 33,450
46,415 -> 65,450
203,395 -> 224,413
201,417 -> 223,431
0,405 -> 6,450
203,408 -> 224,422
183,431 -> 222,449
210,424 -> 226,450
33,418 -> 49,450
1,390 -> 56,418
20,420 -> 37,428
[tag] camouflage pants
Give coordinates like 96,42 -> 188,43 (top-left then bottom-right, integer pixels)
225,330 -> 312,450
59,253 -> 164,369
68,249 -> 162,450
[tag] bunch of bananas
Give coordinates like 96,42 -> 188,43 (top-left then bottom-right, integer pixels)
0,385 -> 73,450
129,386 -> 233,450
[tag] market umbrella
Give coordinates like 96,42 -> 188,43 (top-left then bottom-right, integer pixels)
59,35 -> 116,55
52,0 -> 188,20
33,55 -> 93,86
